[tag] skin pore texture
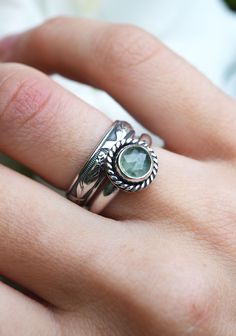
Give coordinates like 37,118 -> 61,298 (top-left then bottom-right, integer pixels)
0,17 -> 236,335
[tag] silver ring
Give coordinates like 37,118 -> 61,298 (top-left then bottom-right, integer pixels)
67,120 -> 158,213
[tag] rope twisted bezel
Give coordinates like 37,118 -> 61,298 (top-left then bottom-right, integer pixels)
105,138 -> 158,192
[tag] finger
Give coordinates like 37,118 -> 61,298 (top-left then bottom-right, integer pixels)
103,148 -> 198,221
0,62 -> 173,217
0,164 -> 113,307
2,17 -> 236,159
0,281 -> 57,335
0,63 -> 110,189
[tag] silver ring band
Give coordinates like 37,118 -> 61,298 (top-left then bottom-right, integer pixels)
67,121 -> 134,212
67,120 -> 158,213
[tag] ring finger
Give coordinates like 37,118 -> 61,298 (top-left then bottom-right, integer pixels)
0,61 -> 175,220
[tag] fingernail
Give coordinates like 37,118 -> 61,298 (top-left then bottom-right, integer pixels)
0,34 -> 19,61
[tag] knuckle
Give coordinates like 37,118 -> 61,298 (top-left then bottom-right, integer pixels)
94,24 -> 161,75
0,65 -> 54,133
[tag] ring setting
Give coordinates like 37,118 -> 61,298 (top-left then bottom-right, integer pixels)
67,120 -> 158,213
106,138 -> 158,192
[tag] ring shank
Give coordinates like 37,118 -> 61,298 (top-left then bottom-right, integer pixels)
66,121 -> 135,212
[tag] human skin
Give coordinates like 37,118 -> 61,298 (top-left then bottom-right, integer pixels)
0,16 -> 236,335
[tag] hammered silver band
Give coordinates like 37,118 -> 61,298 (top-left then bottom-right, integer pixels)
67,120 -> 158,213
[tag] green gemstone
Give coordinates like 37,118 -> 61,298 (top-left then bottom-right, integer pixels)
118,145 -> 152,179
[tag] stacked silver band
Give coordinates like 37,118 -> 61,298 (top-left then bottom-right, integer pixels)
67,120 -> 158,213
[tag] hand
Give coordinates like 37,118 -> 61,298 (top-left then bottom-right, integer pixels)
0,17 -> 236,336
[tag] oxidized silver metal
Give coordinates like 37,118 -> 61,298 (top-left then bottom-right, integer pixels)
67,121 -> 135,212
105,138 -> 158,192
67,120 -> 158,213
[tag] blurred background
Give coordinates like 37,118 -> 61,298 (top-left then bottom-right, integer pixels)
0,0 -> 236,174
226,0 -> 236,10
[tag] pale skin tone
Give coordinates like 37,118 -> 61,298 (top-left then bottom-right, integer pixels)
0,16 -> 236,335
